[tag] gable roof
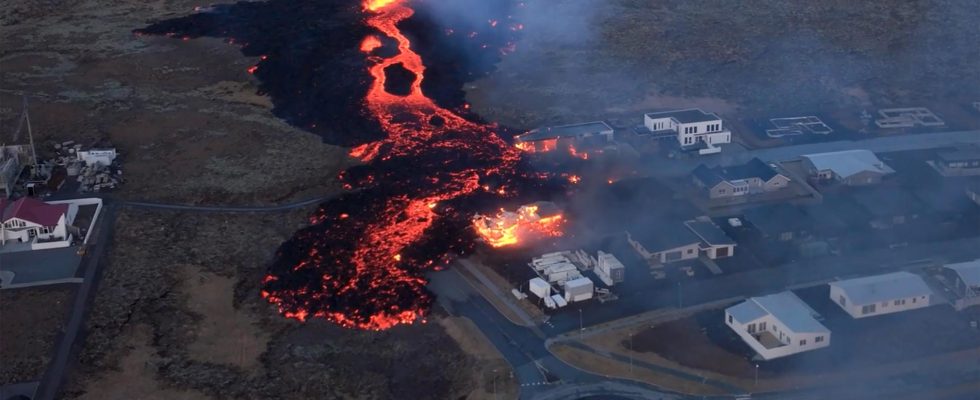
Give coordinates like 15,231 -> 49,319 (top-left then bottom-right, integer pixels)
727,291 -> 829,334
693,158 -> 783,188
830,272 -> 933,306
684,220 -> 735,246
628,219 -> 702,252
2,197 -> 68,226
945,259 -> 980,287
801,150 -> 895,179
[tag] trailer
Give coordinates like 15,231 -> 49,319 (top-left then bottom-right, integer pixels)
528,277 -> 551,298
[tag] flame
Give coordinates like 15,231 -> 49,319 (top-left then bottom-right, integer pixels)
472,203 -> 564,248
360,35 -> 382,53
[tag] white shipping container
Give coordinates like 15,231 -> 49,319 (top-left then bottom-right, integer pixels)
529,278 -> 551,298
551,294 -> 568,308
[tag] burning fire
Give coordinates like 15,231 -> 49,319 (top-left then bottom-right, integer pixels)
472,203 -> 564,248
258,0 -> 539,330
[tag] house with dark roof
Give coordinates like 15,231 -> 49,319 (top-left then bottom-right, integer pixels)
0,197 -> 74,245
930,146 -> 980,177
743,204 -> 811,242
692,158 -> 791,199
627,218 -> 736,264
514,121 -> 614,152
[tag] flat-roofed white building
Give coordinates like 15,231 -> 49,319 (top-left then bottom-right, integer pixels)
829,272 -> 933,319
643,108 -> 731,154
725,291 -> 830,360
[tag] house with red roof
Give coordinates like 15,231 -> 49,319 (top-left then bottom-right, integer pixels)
1,197 -> 75,246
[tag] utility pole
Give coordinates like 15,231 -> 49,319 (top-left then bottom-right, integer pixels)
22,97 -> 39,178
628,331 -> 633,374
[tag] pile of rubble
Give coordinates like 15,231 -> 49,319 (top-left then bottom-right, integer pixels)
50,140 -> 124,193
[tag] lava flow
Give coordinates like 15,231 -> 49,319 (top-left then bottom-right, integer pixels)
472,202 -> 564,248
260,0 -> 547,330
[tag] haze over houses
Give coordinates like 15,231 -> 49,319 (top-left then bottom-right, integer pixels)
643,108 -> 731,155
929,145 -> 980,177
941,259 -> 980,310
692,158 -> 791,199
725,291 -> 831,360
829,272 -> 934,319
801,150 -> 895,186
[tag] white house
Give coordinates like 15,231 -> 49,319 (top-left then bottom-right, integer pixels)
0,197 -> 75,246
829,272 -> 934,319
76,148 -> 117,167
725,291 -> 831,360
942,259 -> 980,310
643,108 -> 731,154
801,150 -> 895,186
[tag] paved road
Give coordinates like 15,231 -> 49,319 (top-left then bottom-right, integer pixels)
648,129 -> 980,177
121,195 -> 332,213
33,203 -> 117,400
428,268 -> 693,399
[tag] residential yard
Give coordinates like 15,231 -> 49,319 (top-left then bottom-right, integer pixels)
0,284 -> 75,384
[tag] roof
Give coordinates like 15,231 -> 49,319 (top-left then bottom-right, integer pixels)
830,272 -> 933,306
936,147 -> 980,163
517,121 -> 613,142
628,220 -> 702,252
945,259 -> 980,286
801,150 -> 895,179
684,220 -> 735,245
693,158 -> 782,187
744,204 -> 811,236
644,108 -> 721,124
2,197 -> 68,226
727,291 -> 829,334
849,187 -> 921,217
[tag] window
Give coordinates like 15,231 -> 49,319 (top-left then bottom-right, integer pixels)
912,297 -> 916,303
686,248 -> 694,254
862,304 -> 877,314
728,315 -> 733,324
748,323 -> 757,333
881,301 -> 888,308
894,300 -> 901,306
839,295 -> 846,307
800,339 -> 806,346
759,322 -> 766,331
815,336 -> 824,343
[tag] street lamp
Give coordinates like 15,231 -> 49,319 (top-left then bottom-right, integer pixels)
754,363 -> 759,387
492,368 -> 498,400
579,308 -> 584,332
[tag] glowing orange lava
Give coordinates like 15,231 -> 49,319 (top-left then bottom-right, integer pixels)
472,202 -> 564,248
262,0 -> 526,330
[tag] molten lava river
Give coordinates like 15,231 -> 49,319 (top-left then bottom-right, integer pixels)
137,0 -> 564,330
250,0 -> 561,329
